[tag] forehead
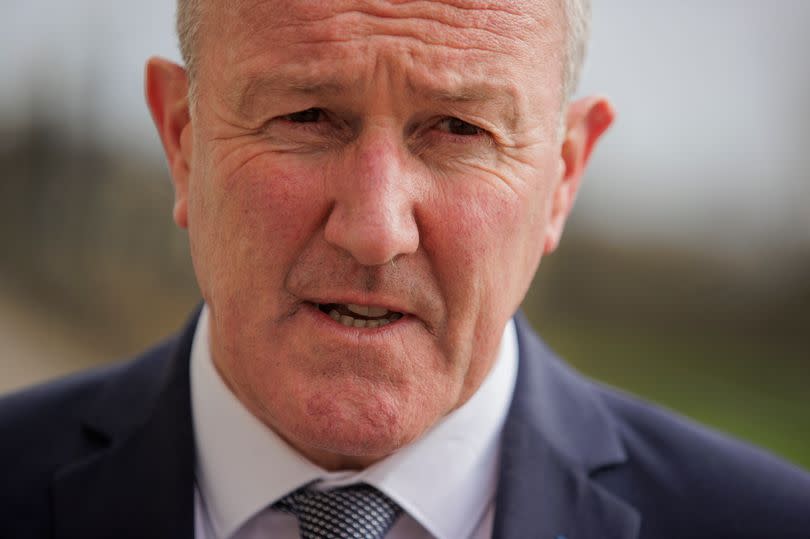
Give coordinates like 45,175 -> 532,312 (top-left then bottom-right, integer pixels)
211,0 -> 559,42
199,0 -> 565,116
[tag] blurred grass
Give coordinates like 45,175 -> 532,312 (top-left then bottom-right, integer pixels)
530,314 -> 810,471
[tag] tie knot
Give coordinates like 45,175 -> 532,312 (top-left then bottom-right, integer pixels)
273,483 -> 403,539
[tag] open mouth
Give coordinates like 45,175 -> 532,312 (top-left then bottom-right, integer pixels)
315,303 -> 404,328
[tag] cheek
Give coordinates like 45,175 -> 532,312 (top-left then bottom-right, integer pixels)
221,154 -> 324,246
421,176 -> 547,328
189,150 -> 329,303
430,184 -> 533,278
451,195 -> 510,264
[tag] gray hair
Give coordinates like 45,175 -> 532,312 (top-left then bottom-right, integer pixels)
562,0 -> 591,100
176,0 -> 591,101
176,0 -> 202,82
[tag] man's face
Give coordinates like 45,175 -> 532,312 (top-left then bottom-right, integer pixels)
149,0 -> 611,468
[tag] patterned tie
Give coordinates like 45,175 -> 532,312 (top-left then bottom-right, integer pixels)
273,483 -> 403,539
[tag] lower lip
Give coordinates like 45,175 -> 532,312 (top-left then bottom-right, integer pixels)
298,302 -> 415,338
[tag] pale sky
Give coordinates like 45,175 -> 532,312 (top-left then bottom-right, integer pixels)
3,1 -> 809,258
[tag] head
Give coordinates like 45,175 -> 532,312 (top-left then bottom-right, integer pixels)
146,0 -> 613,470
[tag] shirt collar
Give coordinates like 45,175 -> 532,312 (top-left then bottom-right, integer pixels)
191,304 -> 518,539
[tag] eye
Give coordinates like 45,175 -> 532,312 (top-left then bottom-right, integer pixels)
281,108 -> 324,123
436,117 -> 484,136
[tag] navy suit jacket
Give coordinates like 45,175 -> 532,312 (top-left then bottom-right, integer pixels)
2,309 -> 809,538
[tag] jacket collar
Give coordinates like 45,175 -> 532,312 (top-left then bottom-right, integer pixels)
51,307 -> 200,539
493,312 -> 641,539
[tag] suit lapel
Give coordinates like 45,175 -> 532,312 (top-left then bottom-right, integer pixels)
52,309 -> 199,539
493,313 -> 641,539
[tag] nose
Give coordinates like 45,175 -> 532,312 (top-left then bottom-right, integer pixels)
324,134 -> 419,266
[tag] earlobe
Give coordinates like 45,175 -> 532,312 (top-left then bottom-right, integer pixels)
543,96 -> 615,254
144,57 -> 193,229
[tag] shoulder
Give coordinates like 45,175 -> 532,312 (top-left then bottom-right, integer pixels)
0,335 -> 178,448
0,336 -> 179,531
591,382 -> 810,538
513,314 -> 810,537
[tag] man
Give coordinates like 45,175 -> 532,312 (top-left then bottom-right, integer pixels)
1,1 -> 809,538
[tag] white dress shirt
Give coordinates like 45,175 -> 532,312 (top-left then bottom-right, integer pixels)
191,305 -> 518,539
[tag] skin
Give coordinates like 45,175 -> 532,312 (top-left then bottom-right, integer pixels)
146,0 -> 614,470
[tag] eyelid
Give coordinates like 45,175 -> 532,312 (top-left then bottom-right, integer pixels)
277,108 -> 325,124
260,108 -> 359,149
264,109 -> 496,145
431,117 -> 495,146
263,108 -> 329,133
436,117 -> 485,135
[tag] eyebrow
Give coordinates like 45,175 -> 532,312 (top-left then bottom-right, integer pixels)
406,81 -> 520,129
231,74 -> 349,118
408,82 -> 497,103
231,72 -> 520,129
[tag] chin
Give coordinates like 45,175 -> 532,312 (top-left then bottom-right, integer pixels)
276,379 -> 434,467
296,422 -> 408,465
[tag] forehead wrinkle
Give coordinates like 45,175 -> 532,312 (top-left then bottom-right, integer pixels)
223,0 -> 555,62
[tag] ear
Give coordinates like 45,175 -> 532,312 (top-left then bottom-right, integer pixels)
543,96 -> 615,254
145,57 -> 193,229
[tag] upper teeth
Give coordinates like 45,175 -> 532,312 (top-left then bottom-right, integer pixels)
347,304 -> 390,317
330,309 -> 391,328
321,302 -> 403,328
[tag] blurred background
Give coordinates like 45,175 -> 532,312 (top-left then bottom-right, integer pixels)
1,1 -> 808,468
